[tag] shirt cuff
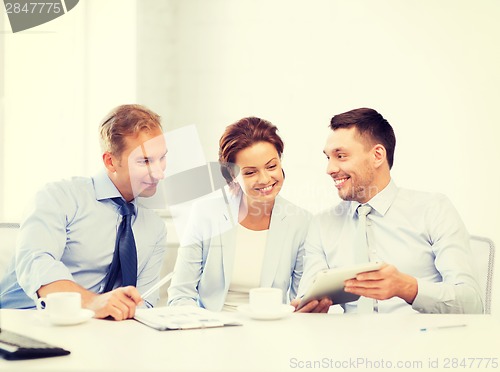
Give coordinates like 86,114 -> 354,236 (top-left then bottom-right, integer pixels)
411,279 -> 435,313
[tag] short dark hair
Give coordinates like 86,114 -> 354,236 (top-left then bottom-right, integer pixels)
218,117 -> 284,185
330,108 -> 396,169
99,104 -> 162,158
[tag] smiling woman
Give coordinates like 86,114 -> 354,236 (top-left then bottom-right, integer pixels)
234,142 -> 284,209
219,117 -> 285,230
167,117 -> 312,312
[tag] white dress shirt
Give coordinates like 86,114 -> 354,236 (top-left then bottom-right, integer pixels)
298,180 -> 483,314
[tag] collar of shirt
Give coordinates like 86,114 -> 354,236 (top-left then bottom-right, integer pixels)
349,179 -> 399,219
92,170 -> 137,214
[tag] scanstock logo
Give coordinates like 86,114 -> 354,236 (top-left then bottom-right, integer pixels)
3,0 -> 79,33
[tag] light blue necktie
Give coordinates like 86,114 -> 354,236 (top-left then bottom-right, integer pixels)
103,198 -> 137,292
356,204 -> 376,313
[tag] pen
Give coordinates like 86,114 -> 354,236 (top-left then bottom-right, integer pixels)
420,324 -> 467,332
141,272 -> 174,300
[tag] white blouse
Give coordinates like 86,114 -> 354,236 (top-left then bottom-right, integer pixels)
223,224 -> 268,311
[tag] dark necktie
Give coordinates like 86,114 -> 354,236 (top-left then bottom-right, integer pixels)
103,197 -> 138,292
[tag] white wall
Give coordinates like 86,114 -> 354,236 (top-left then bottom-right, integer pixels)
2,1 -> 499,314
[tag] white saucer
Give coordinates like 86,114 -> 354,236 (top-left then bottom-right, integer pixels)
237,304 -> 295,320
45,309 -> 95,326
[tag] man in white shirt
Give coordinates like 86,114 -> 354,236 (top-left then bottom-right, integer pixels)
293,108 -> 483,314
0,104 -> 168,320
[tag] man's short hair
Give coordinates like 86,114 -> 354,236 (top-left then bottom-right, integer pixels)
99,104 -> 162,158
330,108 -> 396,169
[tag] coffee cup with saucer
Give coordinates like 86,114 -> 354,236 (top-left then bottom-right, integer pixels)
36,292 -> 94,326
238,288 -> 295,320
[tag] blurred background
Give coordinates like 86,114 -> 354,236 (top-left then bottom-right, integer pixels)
1,0 -> 499,312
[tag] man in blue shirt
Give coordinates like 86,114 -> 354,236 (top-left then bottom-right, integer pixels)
0,104 -> 168,320
294,108 -> 483,314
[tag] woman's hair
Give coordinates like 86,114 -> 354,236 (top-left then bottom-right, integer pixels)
99,104 -> 162,158
218,116 -> 284,186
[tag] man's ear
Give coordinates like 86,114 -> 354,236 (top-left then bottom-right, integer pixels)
372,144 -> 387,169
102,152 -> 117,173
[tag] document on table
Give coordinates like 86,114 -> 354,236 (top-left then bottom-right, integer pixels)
134,306 -> 242,331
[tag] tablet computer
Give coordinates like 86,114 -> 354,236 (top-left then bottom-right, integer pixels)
297,261 -> 383,310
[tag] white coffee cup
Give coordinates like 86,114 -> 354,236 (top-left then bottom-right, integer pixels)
36,292 -> 82,319
249,287 -> 282,313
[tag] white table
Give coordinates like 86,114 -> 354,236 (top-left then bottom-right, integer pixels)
1,309 -> 499,372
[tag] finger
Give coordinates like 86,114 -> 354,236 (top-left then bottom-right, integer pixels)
313,298 -> 332,313
296,300 -> 319,313
91,292 -> 133,320
93,309 -> 113,319
101,302 -> 126,321
355,270 -> 385,281
344,279 -> 360,289
121,286 -> 143,305
109,296 -> 132,320
290,298 -> 300,310
345,285 -> 364,296
104,291 -> 136,320
345,278 -> 383,289
115,292 -> 139,318
345,286 -> 384,299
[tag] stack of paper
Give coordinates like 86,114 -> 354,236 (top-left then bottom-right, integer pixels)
134,306 -> 241,331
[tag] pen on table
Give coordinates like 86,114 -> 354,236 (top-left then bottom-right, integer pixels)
141,272 -> 174,300
420,324 -> 467,332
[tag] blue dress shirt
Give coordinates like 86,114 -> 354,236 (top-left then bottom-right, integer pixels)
0,171 -> 167,309
297,180 -> 483,314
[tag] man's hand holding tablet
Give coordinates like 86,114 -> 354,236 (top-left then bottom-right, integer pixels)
292,261 -> 385,313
